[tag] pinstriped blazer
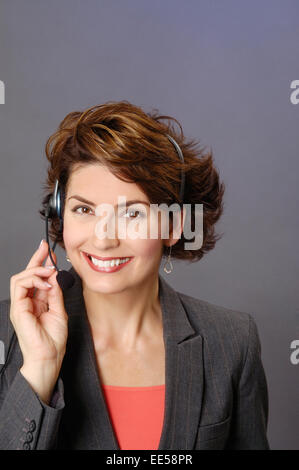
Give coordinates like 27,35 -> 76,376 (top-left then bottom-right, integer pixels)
0,266 -> 270,450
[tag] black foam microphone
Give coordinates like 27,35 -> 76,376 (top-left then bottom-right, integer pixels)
45,203 -> 75,292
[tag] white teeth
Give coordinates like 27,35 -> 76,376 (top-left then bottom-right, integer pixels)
89,256 -> 130,268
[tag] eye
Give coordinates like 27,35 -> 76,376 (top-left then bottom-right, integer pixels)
124,209 -> 143,219
72,205 -> 93,215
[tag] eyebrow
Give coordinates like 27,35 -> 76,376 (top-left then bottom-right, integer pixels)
67,195 -> 150,208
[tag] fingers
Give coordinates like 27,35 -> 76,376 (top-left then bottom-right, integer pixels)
25,240 -> 57,299
10,242 -> 65,321
12,272 -> 53,307
33,251 -> 58,302
33,256 -> 57,302
14,263 -> 65,318
26,240 -> 57,270
10,266 -> 56,300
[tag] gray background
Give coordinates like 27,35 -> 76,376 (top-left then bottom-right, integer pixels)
0,0 -> 298,449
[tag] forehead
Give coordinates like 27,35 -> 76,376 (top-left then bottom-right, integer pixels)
67,163 -> 148,201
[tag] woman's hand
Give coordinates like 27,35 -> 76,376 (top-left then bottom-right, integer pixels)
9,240 -> 68,404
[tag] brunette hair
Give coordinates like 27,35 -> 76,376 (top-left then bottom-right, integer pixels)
39,100 -> 225,262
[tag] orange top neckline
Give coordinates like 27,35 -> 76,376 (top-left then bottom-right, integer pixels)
101,384 -> 165,391
101,383 -> 165,449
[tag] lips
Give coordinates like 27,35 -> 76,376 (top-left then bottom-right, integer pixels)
83,252 -> 133,273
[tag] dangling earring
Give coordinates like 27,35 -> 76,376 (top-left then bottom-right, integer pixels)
66,255 -> 71,263
163,245 -> 173,274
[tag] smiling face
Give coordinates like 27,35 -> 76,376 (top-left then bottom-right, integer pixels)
63,163 -> 170,294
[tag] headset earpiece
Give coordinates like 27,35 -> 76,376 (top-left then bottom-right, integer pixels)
45,178 -> 75,290
59,185 -> 65,223
48,179 -> 62,220
46,179 -> 65,231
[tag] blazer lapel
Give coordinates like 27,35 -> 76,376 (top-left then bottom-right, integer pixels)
157,273 -> 204,450
60,267 -> 204,450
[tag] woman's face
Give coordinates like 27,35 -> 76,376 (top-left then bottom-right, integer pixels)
63,163 -> 169,293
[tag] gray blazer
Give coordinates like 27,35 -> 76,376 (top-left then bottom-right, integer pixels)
0,267 -> 270,450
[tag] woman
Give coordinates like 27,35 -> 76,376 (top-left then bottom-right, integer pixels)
0,101 -> 270,450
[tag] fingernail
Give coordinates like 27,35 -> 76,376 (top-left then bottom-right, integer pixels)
39,239 -> 44,249
44,282 -> 52,288
45,266 -> 56,269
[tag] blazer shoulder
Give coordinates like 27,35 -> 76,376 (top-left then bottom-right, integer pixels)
175,289 -> 256,353
177,290 -> 252,328
175,290 -> 263,382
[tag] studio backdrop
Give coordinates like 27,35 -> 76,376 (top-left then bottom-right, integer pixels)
0,0 -> 298,450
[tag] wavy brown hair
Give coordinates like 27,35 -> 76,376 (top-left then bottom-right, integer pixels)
39,100 -> 225,262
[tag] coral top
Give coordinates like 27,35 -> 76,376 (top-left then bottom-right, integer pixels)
101,384 -> 165,450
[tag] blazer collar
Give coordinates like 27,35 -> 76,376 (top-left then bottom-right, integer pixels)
60,267 -> 204,450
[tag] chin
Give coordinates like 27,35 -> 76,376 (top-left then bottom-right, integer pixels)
89,281 -> 132,295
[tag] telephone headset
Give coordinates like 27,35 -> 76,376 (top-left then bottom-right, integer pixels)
0,133 -> 185,376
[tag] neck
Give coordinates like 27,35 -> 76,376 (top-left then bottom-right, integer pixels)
82,273 -> 162,351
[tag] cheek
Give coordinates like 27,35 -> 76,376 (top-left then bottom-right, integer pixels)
129,238 -> 163,260
126,212 -> 166,259
63,216 -> 87,248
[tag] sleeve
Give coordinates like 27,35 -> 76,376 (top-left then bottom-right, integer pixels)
0,300 -> 65,450
226,315 -> 270,450
0,370 -> 65,450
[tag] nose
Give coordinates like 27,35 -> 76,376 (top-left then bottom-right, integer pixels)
90,213 -> 120,250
